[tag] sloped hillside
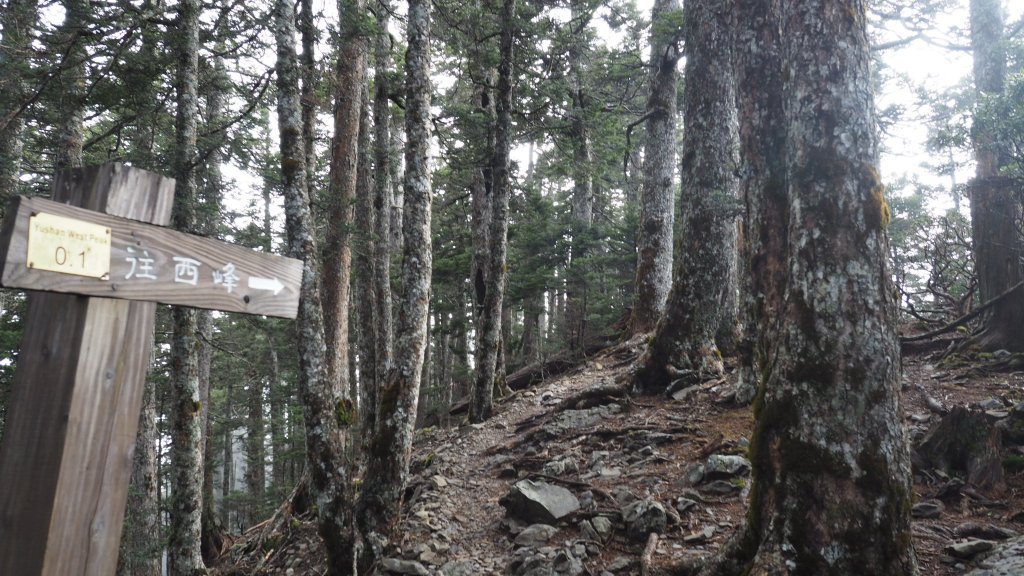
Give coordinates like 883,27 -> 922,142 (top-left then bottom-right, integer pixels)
215,335 -> 1024,575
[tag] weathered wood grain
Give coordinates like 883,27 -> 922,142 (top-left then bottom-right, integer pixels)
0,195 -> 301,319
0,164 -> 172,576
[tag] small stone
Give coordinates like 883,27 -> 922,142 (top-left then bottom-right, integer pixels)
912,500 -> 944,519
607,556 -> 633,571
430,474 -> 449,488
382,558 -> 430,576
514,524 -> 560,547
622,499 -> 668,542
700,480 -> 740,495
683,463 -> 705,486
704,454 -> 751,479
500,480 -> 581,524
683,526 -> 716,544
440,560 -> 476,576
676,497 -> 699,513
579,519 -> 599,541
910,412 -> 931,423
592,516 -> 613,539
979,397 -> 1006,411
945,539 -> 994,559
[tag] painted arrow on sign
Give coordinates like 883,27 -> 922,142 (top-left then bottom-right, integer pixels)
248,276 -> 285,295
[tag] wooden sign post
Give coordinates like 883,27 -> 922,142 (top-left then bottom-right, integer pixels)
0,164 -> 301,575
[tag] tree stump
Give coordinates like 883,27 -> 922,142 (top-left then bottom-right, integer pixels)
914,406 -> 1004,494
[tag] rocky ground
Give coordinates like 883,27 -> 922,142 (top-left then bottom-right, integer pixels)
215,334 -> 1024,575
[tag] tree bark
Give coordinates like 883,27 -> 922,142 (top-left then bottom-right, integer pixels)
629,0 -> 680,333
366,0 -> 396,438
697,0 -> 918,572
632,0 -> 737,394
323,0 -> 369,398
168,0 -> 206,571
117,377 -> 161,576
53,0 -> 87,170
356,0 -> 433,566
471,0 -> 516,422
274,0 -> 355,570
966,0 -> 1024,351
565,0 -> 594,353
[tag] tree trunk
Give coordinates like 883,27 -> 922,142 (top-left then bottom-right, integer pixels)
470,0 -> 515,422
267,341 -> 287,487
966,0 -> 1024,351
565,0 -> 593,354
299,0 -> 317,185
323,0 -> 368,399
632,0 -> 738,394
244,368 -> 266,524
0,0 -> 37,205
117,378 -> 161,576
53,0 -> 87,170
364,2 -> 396,438
629,0 -> 680,333
697,0 -> 918,572
168,0 -> 206,571
356,0 -> 433,566
274,0 -> 355,570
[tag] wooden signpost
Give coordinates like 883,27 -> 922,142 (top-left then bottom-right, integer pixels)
0,164 -> 301,575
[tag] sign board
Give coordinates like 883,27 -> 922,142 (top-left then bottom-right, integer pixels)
0,195 -> 302,318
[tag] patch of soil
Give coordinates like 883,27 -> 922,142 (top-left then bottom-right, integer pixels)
214,333 -> 1024,575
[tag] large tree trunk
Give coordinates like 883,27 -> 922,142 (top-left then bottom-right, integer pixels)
356,0 -> 433,567
632,0 -> 737,394
167,0 -> 206,571
966,0 -> 1024,351
274,0 -> 355,570
470,0 -> 516,422
629,0 -> 680,334
697,0 -> 918,572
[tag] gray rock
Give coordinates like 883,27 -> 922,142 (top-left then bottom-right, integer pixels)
607,556 -> 633,571
946,539 -> 995,559
675,497 -> 699,513
955,522 -> 1019,541
621,499 -> 667,542
515,524 -> 560,547
683,463 -> 705,486
553,549 -> 585,575
579,519 -> 599,541
591,516 -> 613,539
511,554 -> 555,576
967,535 -> 1024,575
543,456 -> 579,477
670,384 -> 699,401
704,454 -> 751,479
700,480 -> 741,495
611,486 -> 638,506
382,558 -> 430,576
683,525 -> 716,544
911,500 -> 944,519
501,480 -> 581,524
979,397 -> 1006,411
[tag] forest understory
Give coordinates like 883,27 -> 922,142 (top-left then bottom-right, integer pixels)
212,332 -> 1024,576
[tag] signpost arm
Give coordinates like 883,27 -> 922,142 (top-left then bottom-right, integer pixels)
0,164 -> 174,575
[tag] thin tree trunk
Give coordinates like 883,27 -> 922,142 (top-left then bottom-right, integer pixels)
470,0 -> 515,422
275,0 -> 355,569
354,74 -> 376,443
299,0 -> 317,185
356,0 -> 433,566
629,0 -> 680,333
53,0 -> 87,170
366,1 -> 395,438
221,376 -> 233,527
322,0 -> 369,398
244,368 -> 266,525
117,377 -> 161,576
633,0 -> 738,394
168,0 -> 206,571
